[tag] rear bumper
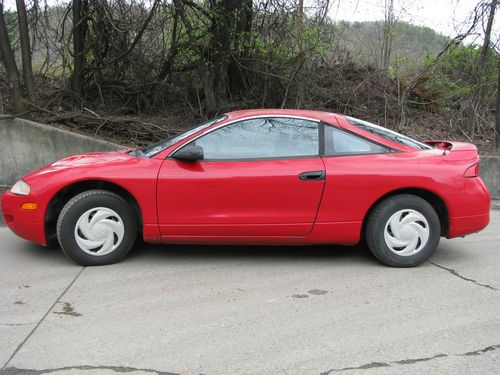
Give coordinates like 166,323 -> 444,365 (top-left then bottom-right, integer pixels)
1,191 -> 47,246
446,177 -> 490,238
448,213 -> 490,238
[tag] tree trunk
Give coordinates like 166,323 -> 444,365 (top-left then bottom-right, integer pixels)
496,56 -> 500,155
381,0 -> 394,70
176,0 -> 253,114
227,0 -> 252,97
16,0 -> 36,101
469,0 -> 497,138
158,7 -> 180,81
72,0 -> 88,96
295,0 -> 305,107
174,0 -> 218,114
0,2 -> 24,113
479,0 -> 497,70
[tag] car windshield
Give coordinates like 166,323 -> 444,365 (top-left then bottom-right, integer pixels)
346,116 -> 432,150
142,116 -> 227,157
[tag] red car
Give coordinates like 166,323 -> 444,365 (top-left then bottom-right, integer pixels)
1,109 -> 490,267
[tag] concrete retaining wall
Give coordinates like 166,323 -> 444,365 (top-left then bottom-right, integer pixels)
0,116 -> 123,188
480,156 -> 499,200
1,116 -> 499,199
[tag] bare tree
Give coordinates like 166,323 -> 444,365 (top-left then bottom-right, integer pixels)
496,56 -> 500,154
469,0 -> 497,138
72,0 -> 88,96
158,4 -> 180,81
16,0 -> 36,101
295,0 -> 305,107
479,0 -> 497,67
174,0 -> 253,114
381,0 -> 395,70
0,1 -> 24,113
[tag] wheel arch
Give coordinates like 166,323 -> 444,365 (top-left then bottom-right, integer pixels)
361,188 -> 449,239
45,180 -> 143,244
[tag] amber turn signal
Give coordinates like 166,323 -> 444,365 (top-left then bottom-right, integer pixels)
21,203 -> 38,210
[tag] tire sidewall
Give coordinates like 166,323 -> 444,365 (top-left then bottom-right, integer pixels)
367,195 -> 441,267
58,191 -> 137,266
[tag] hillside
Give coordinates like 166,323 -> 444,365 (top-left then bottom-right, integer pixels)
333,20 -> 450,67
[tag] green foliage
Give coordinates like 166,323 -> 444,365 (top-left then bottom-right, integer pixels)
3,10 -> 18,42
388,55 -> 411,78
425,45 -> 480,82
421,44 -> 498,108
304,23 -> 327,58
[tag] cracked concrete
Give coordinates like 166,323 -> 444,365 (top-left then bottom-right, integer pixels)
3,344 -> 499,375
0,323 -> 36,327
0,210 -> 499,374
2,267 -> 85,368
321,344 -> 500,373
430,262 -> 498,291
0,365 -> 177,374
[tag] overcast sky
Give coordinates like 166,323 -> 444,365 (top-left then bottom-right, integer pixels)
329,0 -> 499,44
3,0 -> 499,44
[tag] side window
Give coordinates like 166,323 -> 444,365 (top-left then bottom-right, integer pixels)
192,117 -> 319,160
324,125 -> 389,156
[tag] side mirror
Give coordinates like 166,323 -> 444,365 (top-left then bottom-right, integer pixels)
172,145 -> 204,162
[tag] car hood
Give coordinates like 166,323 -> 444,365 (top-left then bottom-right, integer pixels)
22,150 -> 134,179
50,150 -> 133,168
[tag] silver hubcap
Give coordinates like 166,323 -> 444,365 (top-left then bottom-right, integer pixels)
74,207 -> 125,256
384,209 -> 430,256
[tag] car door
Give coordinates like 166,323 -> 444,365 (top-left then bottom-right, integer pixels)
156,117 -> 325,237
316,124 -> 395,226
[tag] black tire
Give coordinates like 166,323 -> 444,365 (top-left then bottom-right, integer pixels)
57,190 -> 137,266
366,194 -> 441,267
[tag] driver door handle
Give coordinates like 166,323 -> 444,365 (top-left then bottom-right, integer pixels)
298,170 -> 326,181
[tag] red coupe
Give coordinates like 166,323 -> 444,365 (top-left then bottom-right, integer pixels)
1,109 -> 490,267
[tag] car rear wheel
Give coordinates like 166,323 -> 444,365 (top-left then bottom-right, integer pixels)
57,190 -> 137,266
366,194 -> 441,267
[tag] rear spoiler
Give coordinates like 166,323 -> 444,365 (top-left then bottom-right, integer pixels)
424,141 -> 478,161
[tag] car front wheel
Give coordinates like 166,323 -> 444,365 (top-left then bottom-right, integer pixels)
57,190 -> 137,266
366,194 -> 441,267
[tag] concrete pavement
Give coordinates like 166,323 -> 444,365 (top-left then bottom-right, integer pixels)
0,211 -> 499,374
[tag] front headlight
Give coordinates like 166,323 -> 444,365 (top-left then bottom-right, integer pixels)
11,180 -> 31,196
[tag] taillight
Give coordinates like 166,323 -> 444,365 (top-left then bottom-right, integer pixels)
464,163 -> 479,178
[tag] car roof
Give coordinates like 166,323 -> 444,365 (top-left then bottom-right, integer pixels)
223,109 -> 413,152
225,109 -> 339,122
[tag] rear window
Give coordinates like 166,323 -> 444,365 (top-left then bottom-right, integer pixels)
346,116 -> 432,150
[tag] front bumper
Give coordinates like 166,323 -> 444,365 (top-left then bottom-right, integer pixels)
1,190 -> 47,246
